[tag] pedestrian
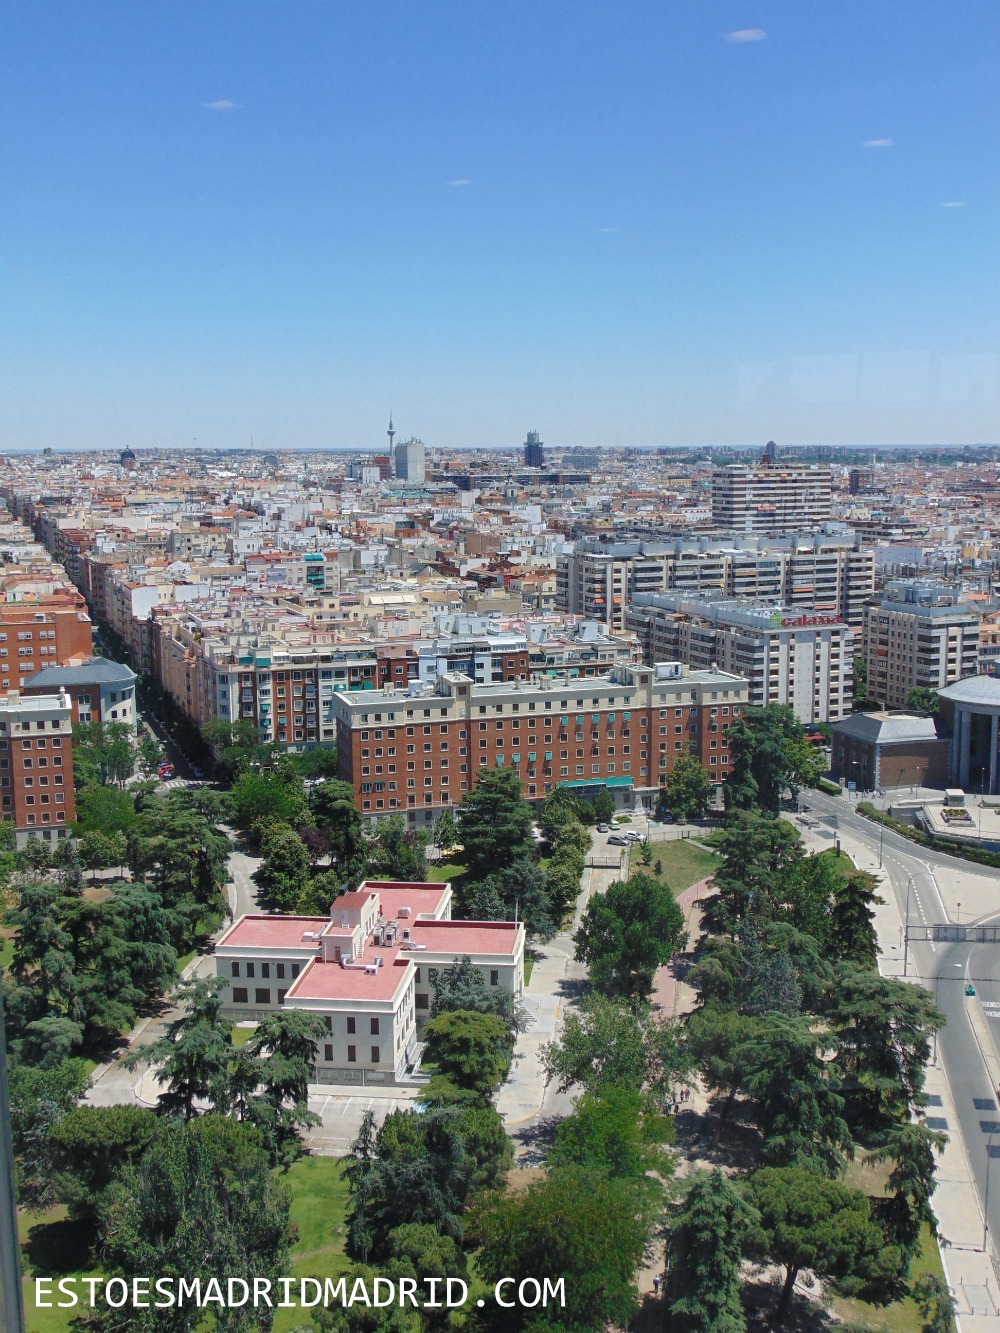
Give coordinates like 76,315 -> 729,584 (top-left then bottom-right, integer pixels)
652,1276 -> 661,1296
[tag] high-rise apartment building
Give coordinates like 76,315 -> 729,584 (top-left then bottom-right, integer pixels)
0,602 -> 93,689
333,662 -> 749,821
864,595 -> 980,710
558,536 -> 874,632
0,688 -> 76,847
626,594 -> 854,724
711,462 -> 833,532
524,430 -> 545,468
394,438 -> 426,484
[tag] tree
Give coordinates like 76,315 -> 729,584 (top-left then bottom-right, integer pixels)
309,778 -> 367,874
747,1165 -> 887,1322
663,752 -> 714,821
907,687 -> 940,714
456,768 -> 535,882
255,823 -> 311,910
364,813 -> 429,881
432,807 -> 458,851
230,766 -> 308,833
685,1006 -> 763,1140
6,1057 -> 90,1207
829,968 -> 944,1130
73,783 -> 138,836
665,1169 -> 759,1333
72,720 -> 136,787
430,956 -> 527,1035
912,1273 -> 958,1333
541,992 -> 688,1100
549,1087 -> 673,1182
48,1104 -> 165,1219
470,857 -> 557,941
137,732 -> 164,780
724,705 -> 822,816
462,878 -> 506,921
592,787 -> 615,824
829,869 -> 884,968
472,1167 -> 655,1332
853,655 -> 871,707
422,1009 -> 511,1096
738,1013 -> 851,1176
345,1107 -> 472,1261
95,1116 -> 291,1331
574,871 -> 685,997
234,1008 -> 327,1163
867,1121 -> 947,1261
701,811 -> 803,935
125,976 -> 234,1120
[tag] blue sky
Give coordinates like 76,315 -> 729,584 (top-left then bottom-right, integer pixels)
2,2 -> 998,450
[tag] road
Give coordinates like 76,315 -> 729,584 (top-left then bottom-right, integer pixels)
803,788 -> 1000,1253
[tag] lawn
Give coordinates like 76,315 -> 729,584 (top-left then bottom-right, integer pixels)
273,1156 -> 352,1332
427,861 -> 467,890
638,840 -> 720,895
19,1157 -> 352,1333
830,1223 -> 947,1331
19,1205 -> 101,1333
817,846 -> 857,879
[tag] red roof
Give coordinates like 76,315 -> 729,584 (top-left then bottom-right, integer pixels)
286,950 -> 412,1003
216,914 -> 327,950
409,919 -> 521,955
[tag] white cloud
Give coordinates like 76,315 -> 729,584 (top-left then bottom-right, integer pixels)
448,178 -> 472,186
724,28 -> 767,42
203,100 -> 240,111
942,200 -> 966,207
863,138 -> 893,148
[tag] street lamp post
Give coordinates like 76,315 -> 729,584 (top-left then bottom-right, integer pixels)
878,825 -> 884,869
986,1134 -> 995,1253
903,874 -> 914,977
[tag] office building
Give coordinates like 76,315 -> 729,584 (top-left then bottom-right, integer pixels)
830,711 -> 948,791
332,661 -> 749,821
711,462 -> 833,532
524,430 -> 545,468
215,879 -> 524,1087
22,656 -> 137,732
626,594 -> 854,724
394,438 -> 426,485
0,689 -> 76,847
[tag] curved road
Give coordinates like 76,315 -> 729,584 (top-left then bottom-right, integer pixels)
804,788 -> 1000,1250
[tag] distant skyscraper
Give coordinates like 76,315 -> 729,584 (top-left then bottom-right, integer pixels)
524,430 -> 545,468
394,438 -> 426,484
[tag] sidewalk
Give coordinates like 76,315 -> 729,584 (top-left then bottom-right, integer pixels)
799,819 -> 1000,1330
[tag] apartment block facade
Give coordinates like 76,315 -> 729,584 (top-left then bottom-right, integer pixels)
864,600 -> 980,710
0,689 -> 76,847
333,662 -> 749,820
710,463 -> 833,532
625,595 -> 854,724
558,536 -> 874,632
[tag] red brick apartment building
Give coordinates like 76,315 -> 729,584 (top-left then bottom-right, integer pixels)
333,662 -> 749,822
0,600 -> 93,690
0,688 -> 76,847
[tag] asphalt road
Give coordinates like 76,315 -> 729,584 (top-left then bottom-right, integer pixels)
804,788 -> 1000,1250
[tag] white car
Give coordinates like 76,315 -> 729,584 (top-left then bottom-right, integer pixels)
623,830 -> 644,842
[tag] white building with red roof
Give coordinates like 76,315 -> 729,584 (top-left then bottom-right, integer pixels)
214,879 -> 524,1087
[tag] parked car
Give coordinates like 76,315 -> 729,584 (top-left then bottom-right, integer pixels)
597,822 -> 611,833
623,830 -> 644,842
607,833 -> 630,845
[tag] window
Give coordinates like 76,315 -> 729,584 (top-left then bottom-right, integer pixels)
371,1017 -> 380,1035
276,963 -> 285,979
490,970 -> 499,986
371,1046 -> 380,1063
261,963 -> 270,978
416,993 -> 429,1009
324,1044 -> 334,1062
255,988 -> 270,1004
246,963 -> 255,978
231,962 -> 240,978
347,1045 -> 356,1063
232,987 -> 248,1003
347,1017 -> 356,1034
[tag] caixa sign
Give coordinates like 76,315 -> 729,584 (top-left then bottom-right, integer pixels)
768,612 -> 842,628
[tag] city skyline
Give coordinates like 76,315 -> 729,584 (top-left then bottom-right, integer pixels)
2,2 -> 998,451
